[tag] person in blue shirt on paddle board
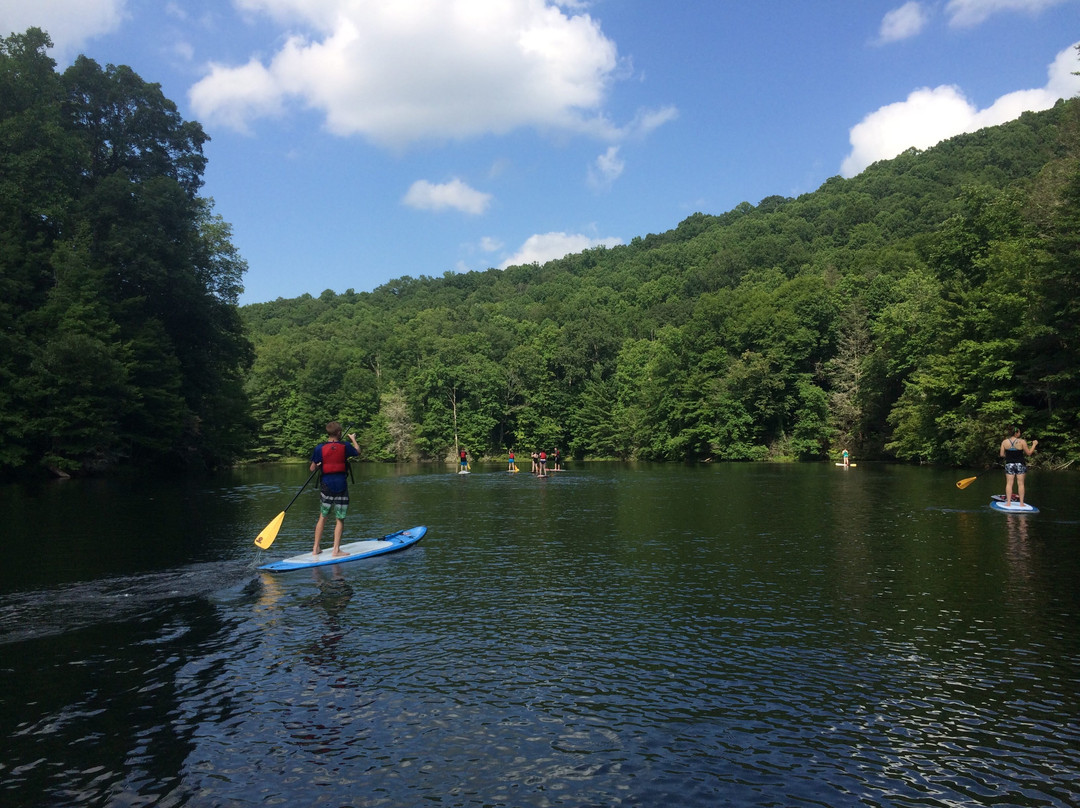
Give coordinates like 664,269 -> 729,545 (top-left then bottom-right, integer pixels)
842,449 -> 850,468
311,422 -> 360,558
999,426 -> 1037,508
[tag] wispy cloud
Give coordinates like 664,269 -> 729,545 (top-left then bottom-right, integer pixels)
587,145 -> 625,191
945,0 -> 1073,27
403,179 -> 492,215
878,2 -> 929,43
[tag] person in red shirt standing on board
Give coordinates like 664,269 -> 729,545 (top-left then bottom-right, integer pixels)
310,421 -> 360,558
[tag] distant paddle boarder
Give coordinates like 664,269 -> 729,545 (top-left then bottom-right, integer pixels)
999,426 -> 1037,508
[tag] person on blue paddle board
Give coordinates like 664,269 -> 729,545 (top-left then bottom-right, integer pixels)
311,421 -> 360,558
999,426 -> 1037,508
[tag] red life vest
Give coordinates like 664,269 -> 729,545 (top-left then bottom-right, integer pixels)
321,441 -> 348,474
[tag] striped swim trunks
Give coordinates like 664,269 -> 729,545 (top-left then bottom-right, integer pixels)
319,487 -> 350,519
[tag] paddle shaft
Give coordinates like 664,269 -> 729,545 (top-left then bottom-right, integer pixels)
956,464 -> 1000,489
283,465 -> 320,511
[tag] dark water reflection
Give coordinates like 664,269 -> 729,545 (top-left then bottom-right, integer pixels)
1,462 -> 1078,806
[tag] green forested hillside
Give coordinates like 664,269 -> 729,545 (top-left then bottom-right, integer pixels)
0,30 -> 253,475
3,27 -> 1076,476
242,95 -> 1080,468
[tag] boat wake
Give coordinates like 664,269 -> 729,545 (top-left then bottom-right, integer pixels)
0,561 -> 259,645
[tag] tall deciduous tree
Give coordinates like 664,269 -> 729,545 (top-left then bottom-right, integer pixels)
0,29 -> 253,474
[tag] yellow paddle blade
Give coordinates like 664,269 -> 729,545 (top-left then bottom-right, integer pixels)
254,511 -> 286,549
956,476 -> 978,489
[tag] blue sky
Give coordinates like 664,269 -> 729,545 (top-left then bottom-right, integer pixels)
3,1 -> 1079,304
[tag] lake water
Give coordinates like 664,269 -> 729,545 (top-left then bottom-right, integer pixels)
1,462 -> 1078,807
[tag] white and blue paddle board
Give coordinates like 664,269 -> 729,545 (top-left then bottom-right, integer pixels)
259,526 -> 427,572
990,496 -> 1039,513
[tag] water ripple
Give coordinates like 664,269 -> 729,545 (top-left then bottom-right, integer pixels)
2,465 -> 1080,807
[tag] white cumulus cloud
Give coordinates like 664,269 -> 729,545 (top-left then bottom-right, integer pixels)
500,231 -> 621,268
841,41 -> 1080,176
403,179 -> 492,215
878,2 -> 930,43
0,0 -> 127,57
189,0 -> 674,148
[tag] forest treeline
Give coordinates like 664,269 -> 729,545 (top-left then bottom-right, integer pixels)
0,30 -> 253,475
243,93 -> 1080,468
3,28 -> 1078,475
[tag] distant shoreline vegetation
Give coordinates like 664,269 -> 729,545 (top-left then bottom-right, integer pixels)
3,27 -> 1078,477
241,97 -> 1080,471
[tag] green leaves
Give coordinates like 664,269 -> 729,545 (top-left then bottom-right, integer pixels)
238,94 -> 1080,468
0,30 -> 251,475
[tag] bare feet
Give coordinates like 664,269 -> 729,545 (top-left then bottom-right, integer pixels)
332,550 -> 349,558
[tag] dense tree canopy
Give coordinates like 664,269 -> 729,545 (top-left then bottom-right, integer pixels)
0,29 -> 253,475
242,93 -> 1080,469
3,29 -> 1076,474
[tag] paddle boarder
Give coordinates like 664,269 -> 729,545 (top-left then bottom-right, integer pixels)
508,449 -> 517,472
999,426 -> 1037,508
310,422 -> 361,558
459,448 -> 469,473
842,449 -> 850,468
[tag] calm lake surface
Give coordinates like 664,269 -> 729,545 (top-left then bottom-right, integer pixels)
1,462 -> 1078,807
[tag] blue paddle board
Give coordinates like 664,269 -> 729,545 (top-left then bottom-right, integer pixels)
258,526 -> 427,572
990,499 -> 1039,513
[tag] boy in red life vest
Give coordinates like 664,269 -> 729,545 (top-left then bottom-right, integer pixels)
310,421 -> 360,557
